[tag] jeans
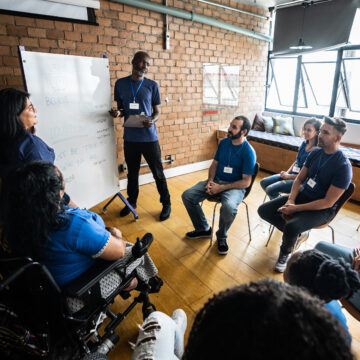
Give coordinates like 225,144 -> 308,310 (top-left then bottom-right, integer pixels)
315,241 -> 360,311
124,141 -> 170,205
131,311 -> 184,360
258,194 -> 335,254
182,180 -> 246,241
260,174 -> 294,200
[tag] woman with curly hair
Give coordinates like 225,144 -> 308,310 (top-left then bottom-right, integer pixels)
284,249 -> 360,343
0,161 -> 158,289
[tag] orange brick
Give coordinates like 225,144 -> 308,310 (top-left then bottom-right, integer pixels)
36,19 -> 55,29
28,28 -> 47,38
39,39 -> 57,48
47,29 -> 64,40
55,22 -> 73,31
65,31 -> 81,41
0,14 -> 14,24
15,17 -> 35,27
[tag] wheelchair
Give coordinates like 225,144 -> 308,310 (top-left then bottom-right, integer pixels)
0,233 -> 161,360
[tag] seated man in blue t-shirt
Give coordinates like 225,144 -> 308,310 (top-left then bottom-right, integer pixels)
258,117 -> 353,273
182,116 -> 256,255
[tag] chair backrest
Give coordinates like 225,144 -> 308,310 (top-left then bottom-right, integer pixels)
244,162 -> 260,200
333,182 -> 355,217
0,257 -> 64,334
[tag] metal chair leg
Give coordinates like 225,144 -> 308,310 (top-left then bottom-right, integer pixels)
211,202 -> 220,246
328,225 -> 335,244
266,225 -> 275,247
263,194 -> 268,203
357,224 -> 360,232
242,201 -> 252,243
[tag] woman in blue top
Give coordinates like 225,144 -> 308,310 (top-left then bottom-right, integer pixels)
260,118 -> 322,199
284,249 -> 360,344
0,161 -> 158,289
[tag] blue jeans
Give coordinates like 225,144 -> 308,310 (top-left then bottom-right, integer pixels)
260,174 -> 293,200
315,241 -> 360,311
182,180 -> 246,241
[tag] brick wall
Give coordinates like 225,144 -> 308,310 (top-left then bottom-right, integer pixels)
0,0 -> 269,176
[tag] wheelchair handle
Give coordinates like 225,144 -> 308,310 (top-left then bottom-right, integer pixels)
131,233 -> 154,259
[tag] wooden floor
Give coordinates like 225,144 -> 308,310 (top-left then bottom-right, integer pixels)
90,169 -> 360,359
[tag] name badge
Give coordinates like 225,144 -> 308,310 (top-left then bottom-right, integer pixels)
307,178 -> 316,188
293,165 -> 300,173
129,102 -> 139,110
224,166 -> 233,174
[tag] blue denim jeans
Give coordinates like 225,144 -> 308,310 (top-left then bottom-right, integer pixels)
315,241 -> 360,311
260,174 -> 294,200
182,180 -> 246,241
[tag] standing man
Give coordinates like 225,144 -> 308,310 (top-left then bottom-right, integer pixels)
182,116 -> 256,255
258,117 -> 352,273
110,51 -> 171,221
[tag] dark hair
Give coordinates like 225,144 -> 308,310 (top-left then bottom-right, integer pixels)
324,116 -> 347,136
132,51 -> 150,64
0,161 -> 66,259
183,278 -> 353,360
234,115 -> 251,136
0,88 -> 29,162
287,250 -> 360,302
303,117 -> 322,145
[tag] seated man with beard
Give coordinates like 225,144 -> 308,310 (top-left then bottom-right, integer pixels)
182,116 -> 256,255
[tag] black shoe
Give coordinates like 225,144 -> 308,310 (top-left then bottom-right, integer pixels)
160,204 -> 171,221
120,203 -> 136,217
217,239 -> 229,255
186,227 -> 212,239
274,250 -> 291,273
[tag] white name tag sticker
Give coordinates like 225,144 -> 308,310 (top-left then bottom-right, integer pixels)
224,166 -> 233,174
293,165 -> 300,173
129,102 -> 139,110
307,178 -> 316,188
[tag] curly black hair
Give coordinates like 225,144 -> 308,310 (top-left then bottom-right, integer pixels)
286,249 -> 360,302
0,161 -> 66,259
183,278 -> 353,360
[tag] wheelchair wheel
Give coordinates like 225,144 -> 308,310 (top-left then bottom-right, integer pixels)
80,353 -> 109,360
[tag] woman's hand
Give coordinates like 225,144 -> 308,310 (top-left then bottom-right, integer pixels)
350,248 -> 360,273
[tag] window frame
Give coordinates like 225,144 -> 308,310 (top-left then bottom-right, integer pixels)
265,44 -> 360,124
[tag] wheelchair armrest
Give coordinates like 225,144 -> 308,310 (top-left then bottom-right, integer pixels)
63,233 -> 154,298
63,258 -> 127,298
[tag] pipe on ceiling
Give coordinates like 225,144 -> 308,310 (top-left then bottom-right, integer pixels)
111,0 -> 271,42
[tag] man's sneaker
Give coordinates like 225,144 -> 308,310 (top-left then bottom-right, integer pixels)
120,203 -> 136,217
159,204 -> 171,221
217,239 -> 229,255
294,231 -> 310,251
274,250 -> 291,273
185,227 -> 212,239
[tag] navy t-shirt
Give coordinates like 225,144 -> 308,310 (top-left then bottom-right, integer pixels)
301,148 -> 352,201
214,138 -> 256,183
41,207 -> 110,286
114,76 -> 161,142
0,133 -> 55,179
291,141 -> 314,174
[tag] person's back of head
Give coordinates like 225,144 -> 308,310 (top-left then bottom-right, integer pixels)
285,249 -> 360,302
0,161 -> 65,259
183,278 -> 353,360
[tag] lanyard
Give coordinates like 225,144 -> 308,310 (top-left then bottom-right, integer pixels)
227,142 -> 244,166
130,78 -> 144,102
314,150 -> 339,179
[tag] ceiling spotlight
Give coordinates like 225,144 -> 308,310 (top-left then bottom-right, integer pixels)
290,38 -> 312,50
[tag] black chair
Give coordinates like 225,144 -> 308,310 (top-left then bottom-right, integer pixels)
0,233 -> 160,360
202,162 -> 260,245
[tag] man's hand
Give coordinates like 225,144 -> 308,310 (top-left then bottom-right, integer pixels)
278,203 -> 297,216
351,248 -> 360,273
206,180 -> 223,196
109,108 -> 123,118
143,118 -> 154,128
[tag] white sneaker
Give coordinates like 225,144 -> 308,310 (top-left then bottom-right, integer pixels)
171,308 -> 187,337
294,231 -> 310,251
